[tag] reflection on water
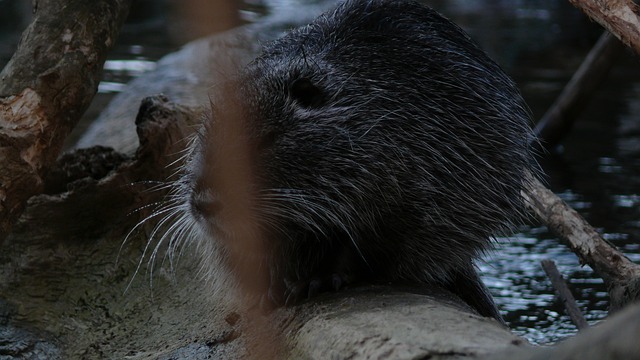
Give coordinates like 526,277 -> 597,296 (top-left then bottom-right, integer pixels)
103,59 -> 157,76
98,59 -> 157,93
2,0 -> 639,345
480,232 -> 609,344
429,0 -> 640,344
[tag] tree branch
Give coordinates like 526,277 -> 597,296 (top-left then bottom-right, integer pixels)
567,0 -> 640,55
524,176 -> 640,311
0,0 -> 132,244
541,259 -> 589,330
533,31 -> 623,151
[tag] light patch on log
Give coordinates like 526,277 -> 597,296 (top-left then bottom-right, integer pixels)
614,5 -> 640,26
0,88 -> 43,134
0,88 -> 47,173
284,288 -> 528,359
62,28 -> 73,43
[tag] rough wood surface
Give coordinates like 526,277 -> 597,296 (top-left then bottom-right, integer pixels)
525,176 -> 640,311
281,287 -> 527,359
0,95 -> 228,359
0,0 -> 132,244
489,303 -> 640,360
1,2 -> 640,358
541,259 -> 589,330
568,0 -> 640,55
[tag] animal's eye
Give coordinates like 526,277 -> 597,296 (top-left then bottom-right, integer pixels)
289,78 -> 324,108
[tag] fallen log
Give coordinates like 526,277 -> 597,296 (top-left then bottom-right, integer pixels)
1,2 -> 640,359
1,91 -> 638,359
0,94 -> 528,359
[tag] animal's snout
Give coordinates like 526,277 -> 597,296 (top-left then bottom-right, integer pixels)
189,187 -> 221,220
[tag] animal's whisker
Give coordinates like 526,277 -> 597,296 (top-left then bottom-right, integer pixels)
127,0 -> 539,324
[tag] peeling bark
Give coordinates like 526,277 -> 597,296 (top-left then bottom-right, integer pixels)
1,95 -> 212,359
0,0 -> 132,243
568,0 -> 640,55
524,176 -> 640,311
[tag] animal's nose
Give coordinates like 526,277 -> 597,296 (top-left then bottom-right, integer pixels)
189,189 -> 221,220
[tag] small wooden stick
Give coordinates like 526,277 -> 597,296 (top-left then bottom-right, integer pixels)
541,259 -> 589,330
524,176 -> 640,311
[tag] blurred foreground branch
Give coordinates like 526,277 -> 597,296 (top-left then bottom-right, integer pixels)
541,259 -> 589,330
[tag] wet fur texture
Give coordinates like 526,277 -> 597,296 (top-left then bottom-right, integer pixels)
169,0 -> 536,321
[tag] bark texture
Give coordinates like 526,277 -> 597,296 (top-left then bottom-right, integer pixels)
1,1 -> 640,358
0,0 -> 132,243
568,0 -> 640,54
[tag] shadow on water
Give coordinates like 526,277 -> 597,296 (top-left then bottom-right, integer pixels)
2,0 -> 640,345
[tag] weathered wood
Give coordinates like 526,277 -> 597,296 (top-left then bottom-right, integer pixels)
568,0 -> 640,55
0,95 -> 223,359
0,0 -> 132,244
2,2 -> 640,358
524,176 -> 640,311
541,259 -> 589,330
281,286 -> 527,359
488,302 -> 640,360
291,299 -> 640,360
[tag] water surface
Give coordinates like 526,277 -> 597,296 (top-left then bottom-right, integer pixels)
2,0 -> 639,345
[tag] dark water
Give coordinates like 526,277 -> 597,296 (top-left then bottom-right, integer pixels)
2,0 -> 640,345
435,1 -> 640,344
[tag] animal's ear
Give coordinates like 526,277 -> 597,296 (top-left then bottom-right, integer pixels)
289,77 -> 324,108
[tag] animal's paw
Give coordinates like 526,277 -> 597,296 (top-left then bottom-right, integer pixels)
264,273 -> 352,307
283,272 -> 352,305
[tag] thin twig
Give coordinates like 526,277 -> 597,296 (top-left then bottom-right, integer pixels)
533,31 -> 623,151
541,259 -> 589,330
524,176 -> 640,311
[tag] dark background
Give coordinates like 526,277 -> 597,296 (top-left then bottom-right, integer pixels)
2,0 -> 639,344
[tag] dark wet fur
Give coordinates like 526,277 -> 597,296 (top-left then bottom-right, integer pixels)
184,0 -> 536,321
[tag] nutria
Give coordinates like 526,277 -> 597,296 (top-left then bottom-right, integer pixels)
165,0 -> 536,322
